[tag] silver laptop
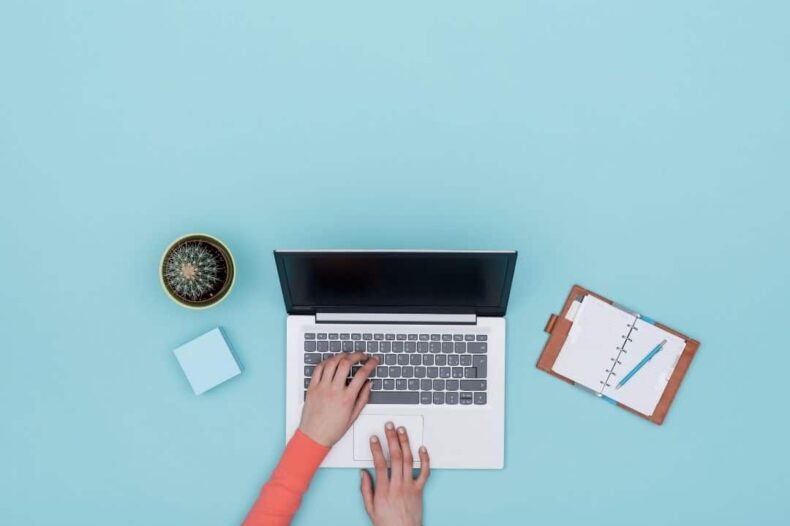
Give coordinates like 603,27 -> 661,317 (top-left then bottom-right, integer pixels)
276,250 -> 517,469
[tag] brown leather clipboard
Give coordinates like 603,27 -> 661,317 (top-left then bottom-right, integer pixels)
537,284 -> 700,425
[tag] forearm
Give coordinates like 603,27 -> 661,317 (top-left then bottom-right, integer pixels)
243,430 -> 329,526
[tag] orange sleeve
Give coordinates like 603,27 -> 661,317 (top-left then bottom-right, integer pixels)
243,430 -> 330,526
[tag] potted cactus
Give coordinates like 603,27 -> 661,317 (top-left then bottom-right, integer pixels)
159,233 -> 235,309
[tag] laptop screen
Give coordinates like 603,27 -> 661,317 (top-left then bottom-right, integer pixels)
274,251 -> 517,316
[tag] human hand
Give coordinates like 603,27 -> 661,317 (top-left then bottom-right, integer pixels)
360,423 -> 430,526
299,352 -> 379,447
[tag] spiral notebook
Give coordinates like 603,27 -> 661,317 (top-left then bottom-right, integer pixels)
538,285 -> 699,424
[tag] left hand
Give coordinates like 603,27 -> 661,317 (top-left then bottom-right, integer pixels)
299,352 -> 378,447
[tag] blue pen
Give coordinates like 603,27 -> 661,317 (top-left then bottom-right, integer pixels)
615,339 -> 667,390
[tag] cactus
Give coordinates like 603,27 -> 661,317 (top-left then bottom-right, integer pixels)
163,241 -> 225,301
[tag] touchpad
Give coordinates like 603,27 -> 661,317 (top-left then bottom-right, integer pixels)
353,415 -> 424,462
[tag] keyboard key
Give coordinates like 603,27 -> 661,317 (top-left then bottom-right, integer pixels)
370,392 -> 419,404
304,333 -> 315,340
427,367 -> 439,378
464,367 -> 478,378
467,342 -> 487,353
408,379 -> 420,390
414,366 -> 426,378
317,341 -> 329,352
435,355 -> 447,366
304,341 -> 317,352
322,353 -> 332,361
423,355 -> 435,366
430,334 -> 441,341
446,379 -> 459,390
329,333 -> 338,340
429,342 -> 441,353
460,355 -> 472,366
465,334 -> 475,341
439,367 -> 451,378
397,334 -> 407,341
446,392 -> 459,404
380,341 -> 391,353
352,366 -> 361,376
474,392 -> 487,405
396,379 -> 407,390
393,342 -> 404,353
317,333 -> 327,339
402,366 -> 414,377
420,392 -> 432,404
377,366 -> 388,378
461,380 -> 487,391
354,341 -> 365,352
386,334 -> 395,340
452,367 -> 464,378
385,355 -> 396,365
304,378 -> 311,388
417,342 -> 429,353
474,356 -> 487,377
442,334 -> 452,341
433,392 -> 445,405
448,355 -> 459,366
342,341 -> 353,352
454,342 -> 466,353
419,334 -> 430,341
330,341 -> 341,352
351,334 -> 361,340
476,335 -> 487,341
389,366 -> 401,377
433,379 -> 445,390
442,342 -> 453,353
421,379 -> 432,390
405,342 -> 416,353
408,334 -> 418,340
339,333 -> 350,339
372,379 -> 382,390
363,333 -> 372,340
398,355 -> 409,365
410,355 -> 421,365
367,341 -> 379,353
453,334 -> 463,341
374,333 -> 384,340
304,354 -> 322,364
304,366 -> 315,376
460,393 -> 473,405
383,379 -> 395,390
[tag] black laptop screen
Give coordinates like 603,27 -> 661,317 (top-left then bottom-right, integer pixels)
274,251 -> 516,316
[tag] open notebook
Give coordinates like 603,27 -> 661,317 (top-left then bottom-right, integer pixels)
551,295 -> 687,418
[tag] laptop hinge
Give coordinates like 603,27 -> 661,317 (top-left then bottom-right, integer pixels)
315,312 -> 477,325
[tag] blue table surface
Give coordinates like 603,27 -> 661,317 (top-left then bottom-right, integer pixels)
2,1 -> 789,525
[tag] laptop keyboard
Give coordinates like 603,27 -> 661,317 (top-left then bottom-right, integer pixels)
303,332 -> 488,405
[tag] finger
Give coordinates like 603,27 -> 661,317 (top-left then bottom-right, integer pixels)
360,470 -> 375,517
309,362 -> 324,388
320,354 -> 343,384
332,355 -> 355,387
348,355 -> 378,394
384,422 -> 402,485
350,381 -> 372,422
369,435 -> 389,492
415,446 -> 431,489
397,426 -> 414,480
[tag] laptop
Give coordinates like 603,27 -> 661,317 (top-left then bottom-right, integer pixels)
275,250 -> 517,469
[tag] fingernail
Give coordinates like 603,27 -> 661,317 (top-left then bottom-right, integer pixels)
398,427 -> 405,434
419,446 -> 427,453
360,470 -> 365,479
370,435 -> 378,443
385,422 -> 394,430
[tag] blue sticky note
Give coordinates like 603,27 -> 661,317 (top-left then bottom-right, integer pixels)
173,328 -> 241,395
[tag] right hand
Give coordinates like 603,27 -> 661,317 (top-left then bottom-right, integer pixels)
299,352 -> 379,447
360,422 -> 431,526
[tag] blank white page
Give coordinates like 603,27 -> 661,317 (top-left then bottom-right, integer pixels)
602,318 -> 686,416
552,295 -> 635,393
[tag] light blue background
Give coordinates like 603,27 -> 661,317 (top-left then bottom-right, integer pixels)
1,1 -> 788,524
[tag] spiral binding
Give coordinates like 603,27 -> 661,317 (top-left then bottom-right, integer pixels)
599,322 -> 639,390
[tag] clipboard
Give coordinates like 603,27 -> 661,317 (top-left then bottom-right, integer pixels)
537,284 -> 700,425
